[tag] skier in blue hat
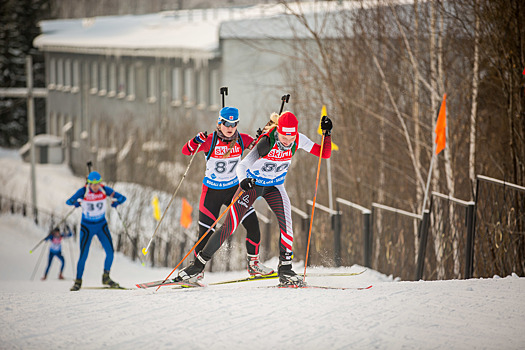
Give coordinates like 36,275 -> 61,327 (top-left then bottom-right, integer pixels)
181,106 -> 274,282
41,226 -> 73,281
66,171 -> 127,291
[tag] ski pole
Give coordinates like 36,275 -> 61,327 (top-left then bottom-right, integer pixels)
115,207 -> 145,266
67,232 -> 76,278
303,132 -> 326,283
29,235 -> 50,254
29,205 -> 75,254
220,86 -> 228,108
142,144 -> 202,256
156,189 -> 245,291
30,241 -> 47,281
279,94 -> 290,114
46,206 -> 77,237
248,94 -> 291,150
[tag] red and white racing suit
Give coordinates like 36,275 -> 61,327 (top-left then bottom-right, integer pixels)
182,131 -> 262,256
200,128 -> 332,262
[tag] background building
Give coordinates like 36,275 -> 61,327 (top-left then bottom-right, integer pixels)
34,4 -> 311,185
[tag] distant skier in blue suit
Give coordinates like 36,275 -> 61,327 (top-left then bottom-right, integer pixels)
66,171 -> 126,291
41,226 -> 73,281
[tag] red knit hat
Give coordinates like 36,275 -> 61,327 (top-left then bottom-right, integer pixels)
278,112 -> 298,136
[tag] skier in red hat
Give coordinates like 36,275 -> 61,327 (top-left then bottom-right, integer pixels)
175,111 -> 333,287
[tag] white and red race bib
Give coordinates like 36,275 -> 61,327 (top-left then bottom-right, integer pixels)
204,139 -> 243,189
81,190 -> 107,221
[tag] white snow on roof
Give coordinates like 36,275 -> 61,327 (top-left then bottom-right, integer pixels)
34,1 -> 418,58
34,5 -> 285,57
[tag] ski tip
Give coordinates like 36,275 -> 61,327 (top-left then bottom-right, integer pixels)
141,248 -> 147,256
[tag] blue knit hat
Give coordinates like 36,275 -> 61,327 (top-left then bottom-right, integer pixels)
87,171 -> 102,184
218,107 -> 239,124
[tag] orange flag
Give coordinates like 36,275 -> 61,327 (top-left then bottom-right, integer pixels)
435,94 -> 447,155
180,198 -> 193,229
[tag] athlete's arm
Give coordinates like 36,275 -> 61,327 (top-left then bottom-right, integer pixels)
236,136 -> 269,182
104,186 -> 127,205
65,187 -> 86,206
182,133 -> 212,156
298,133 -> 332,159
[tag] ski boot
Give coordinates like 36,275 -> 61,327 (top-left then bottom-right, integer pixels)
247,254 -> 275,276
174,253 -> 207,282
278,260 -> 305,287
187,272 -> 205,284
102,270 -> 120,288
70,279 -> 82,291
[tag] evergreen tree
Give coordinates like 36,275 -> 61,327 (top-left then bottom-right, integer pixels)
0,0 -> 50,148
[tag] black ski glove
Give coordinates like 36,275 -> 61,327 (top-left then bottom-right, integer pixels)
320,115 -> 333,135
240,178 -> 256,191
193,131 -> 208,144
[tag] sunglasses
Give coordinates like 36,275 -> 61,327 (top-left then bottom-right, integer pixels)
222,121 -> 238,128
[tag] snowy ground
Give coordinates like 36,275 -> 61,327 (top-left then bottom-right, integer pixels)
1,150 -> 525,349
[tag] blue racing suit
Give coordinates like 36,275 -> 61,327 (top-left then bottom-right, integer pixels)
66,184 -> 126,280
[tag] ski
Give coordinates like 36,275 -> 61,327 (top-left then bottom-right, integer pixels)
136,279 -> 203,289
304,269 -> 367,277
207,272 -> 278,286
136,269 -> 366,290
205,269 -> 365,286
82,286 -> 132,290
273,284 -> 373,290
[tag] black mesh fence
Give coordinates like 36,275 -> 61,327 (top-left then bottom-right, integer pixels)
0,195 -> 79,237
371,203 -> 420,281
423,192 -> 473,280
473,175 -> 525,278
4,174 -> 523,278
336,198 -> 368,268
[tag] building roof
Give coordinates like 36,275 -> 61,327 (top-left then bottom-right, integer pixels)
34,1 -> 416,59
34,4 -> 284,59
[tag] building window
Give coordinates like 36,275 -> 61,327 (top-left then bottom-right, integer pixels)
108,62 -> 116,97
98,62 -> 107,96
71,60 -> 80,93
73,115 -> 81,144
147,66 -> 156,103
90,62 -> 98,94
183,68 -> 194,107
126,64 -> 135,101
57,113 -> 63,136
48,58 -> 56,90
91,120 -> 98,149
197,69 -> 207,109
171,67 -> 182,106
64,59 -> 71,92
56,58 -> 64,90
49,112 -> 56,134
117,64 -> 126,98
209,69 -> 219,110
